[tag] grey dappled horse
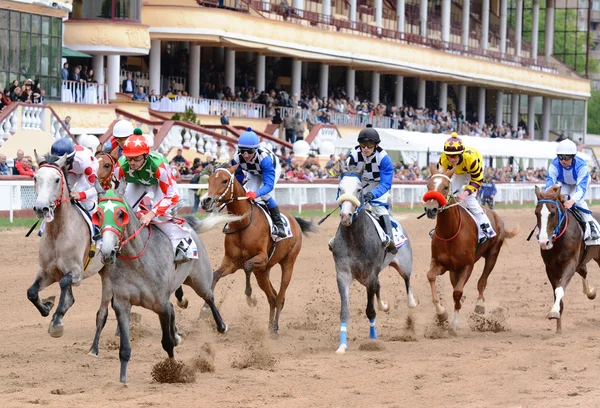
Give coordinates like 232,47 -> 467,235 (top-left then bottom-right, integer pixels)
331,164 -> 418,354
96,183 -> 242,383
28,152 -> 104,338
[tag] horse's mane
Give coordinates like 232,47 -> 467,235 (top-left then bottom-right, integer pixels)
342,164 -> 363,177
38,153 -> 61,167
539,185 -> 562,201
217,162 -> 233,170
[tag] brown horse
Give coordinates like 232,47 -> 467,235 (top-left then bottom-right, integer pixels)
423,164 -> 518,330
200,165 -> 315,334
95,146 -> 119,191
534,185 -> 598,334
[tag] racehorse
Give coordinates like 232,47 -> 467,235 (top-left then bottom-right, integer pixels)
96,183 -> 241,383
95,146 -> 119,191
28,152 -> 104,337
534,185 -> 598,334
332,164 -> 418,354
423,164 -> 518,330
200,164 -> 315,335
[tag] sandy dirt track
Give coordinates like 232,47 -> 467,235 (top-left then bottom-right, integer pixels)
2,207 -> 600,408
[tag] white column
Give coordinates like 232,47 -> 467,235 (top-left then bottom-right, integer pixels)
481,0 -> 490,51
528,95 -> 536,139
542,97 -> 551,141
189,44 -> 201,98
107,54 -> 120,100
350,0 -> 357,29
532,0 -> 540,62
420,0 -> 428,37
418,79 -> 426,108
397,0 -> 405,35
395,76 -> 404,107
375,0 -> 383,35
461,0 -> 470,49
256,54 -> 266,92
346,69 -> 356,101
293,0 -> 304,18
496,91 -> 504,126
545,0 -> 555,62
149,39 -> 161,95
459,85 -> 467,117
323,0 -> 331,21
92,55 -> 104,85
320,63 -> 329,99
515,0 -> 523,57
439,83 -> 448,113
478,88 -> 486,126
371,72 -> 380,105
291,59 -> 302,99
441,0 -> 450,45
511,94 -> 519,128
499,0 -> 508,55
225,48 -> 235,91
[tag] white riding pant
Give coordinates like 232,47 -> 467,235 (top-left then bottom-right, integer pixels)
245,166 -> 282,202
124,183 -> 190,252
363,184 -> 391,217
451,174 -> 495,231
555,183 -> 599,238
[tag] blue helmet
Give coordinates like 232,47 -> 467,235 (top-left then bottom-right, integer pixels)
238,127 -> 260,149
51,138 -> 76,158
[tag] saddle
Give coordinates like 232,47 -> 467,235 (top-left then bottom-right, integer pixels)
256,203 -> 293,242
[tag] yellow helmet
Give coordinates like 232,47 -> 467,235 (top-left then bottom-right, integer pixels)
443,132 -> 464,155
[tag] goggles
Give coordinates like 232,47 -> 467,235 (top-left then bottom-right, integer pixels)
557,154 -> 574,161
359,142 -> 376,149
238,148 -> 256,155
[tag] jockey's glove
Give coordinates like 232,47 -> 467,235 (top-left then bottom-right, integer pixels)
364,192 -> 374,202
246,191 -> 257,201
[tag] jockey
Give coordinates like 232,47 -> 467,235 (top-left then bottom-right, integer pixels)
113,134 -> 191,264
346,125 -> 398,254
49,138 -> 101,239
232,127 -> 286,238
103,119 -> 136,156
439,132 -> 497,243
545,139 -> 600,242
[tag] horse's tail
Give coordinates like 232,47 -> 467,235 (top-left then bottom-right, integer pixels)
504,224 -> 520,240
294,217 -> 316,236
185,213 -> 248,234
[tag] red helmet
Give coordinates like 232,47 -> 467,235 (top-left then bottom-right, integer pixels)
122,135 -> 150,157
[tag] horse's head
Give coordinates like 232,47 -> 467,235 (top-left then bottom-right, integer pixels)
200,164 -> 238,212
95,147 -> 119,190
423,163 -> 455,219
535,185 -> 567,250
337,162 -> 364,226
32,150 -> 69,222
95,184 -> 131,264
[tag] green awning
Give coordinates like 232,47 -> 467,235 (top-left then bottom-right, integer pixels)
62,47 -> 92,58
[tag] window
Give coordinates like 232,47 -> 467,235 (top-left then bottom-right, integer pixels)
72,0 -> 141,21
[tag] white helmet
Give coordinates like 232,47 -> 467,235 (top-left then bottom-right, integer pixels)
556,139 -> 577,156
113,119 -> 134,139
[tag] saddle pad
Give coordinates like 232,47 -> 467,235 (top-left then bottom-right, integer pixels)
366,212 -> 407,250
179,237 -> 199,259
75,204 -> 96,242
459,205 -> 490,242
256,204 -> 293,242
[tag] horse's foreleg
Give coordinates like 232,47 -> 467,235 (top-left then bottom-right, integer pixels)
253,266 -> 277,334
89,271 -> 113,357
158,303 -> 176,358
112,297 -> 132,384
203,295 -> 229,334
336,270 -> 352,354
389,261 -> 418,308
175,286 -> 188,309
48,273 -> 75,338
450,265 -> 474,331
200,258 -> 238,316
427,264 -> 447,322
366,279 -> 379,340
27,272 -> 55,317
476,247 -> 502,315
244,254 -> 269,308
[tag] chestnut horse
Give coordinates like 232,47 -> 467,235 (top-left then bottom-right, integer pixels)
95,146 -> 119,191
423,165 -> 518,330
534,185 -> 598,334
200,165 -> 315,334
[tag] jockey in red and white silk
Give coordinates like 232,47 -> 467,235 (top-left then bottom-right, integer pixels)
68,144 -> 100,212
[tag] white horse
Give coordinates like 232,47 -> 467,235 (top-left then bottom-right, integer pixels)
28,152 -> 104,337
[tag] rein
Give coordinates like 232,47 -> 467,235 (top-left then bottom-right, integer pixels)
433,204 -> 463,242
538,199 -> 568,242
39,163 -> 71,208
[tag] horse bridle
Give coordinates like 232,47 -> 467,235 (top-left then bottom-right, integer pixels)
95,151 -> 117,190
424,173 -> 460,213
36,163 -> 71,209
337,173 -> 367,219
212,167 -> 250,211
537,199 -> 568,241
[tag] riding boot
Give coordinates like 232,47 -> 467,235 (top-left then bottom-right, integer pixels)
380,214 -> 398,254
174,241 -> 190,265
269,206 -> 287,238
589,221 -> 600,241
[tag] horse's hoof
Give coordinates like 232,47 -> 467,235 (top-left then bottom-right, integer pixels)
199,305 -> 211,319
218,323 -> 229,334
587,288 -> 597,300
48,322 -> 64,338
408,297 -> 419,308
174,333 -> 183,346
176,297 -> 189,309
87,350 -> 99,359
548,310 -> 561,320
246,296 -> 258,307
437,310 -> 448,323
378,301 -> 390,312
42,296 -> 56,315
474,304 -> 485,315
336,344 -> 347,354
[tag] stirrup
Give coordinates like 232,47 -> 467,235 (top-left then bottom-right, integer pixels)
274,226 -> 287,238
174,247 -> 190,265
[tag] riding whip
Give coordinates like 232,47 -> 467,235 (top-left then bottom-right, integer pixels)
526,224 -> 538,241
132,192 -> 148,210
25,219 -> 40,237
318,207 -> 339,225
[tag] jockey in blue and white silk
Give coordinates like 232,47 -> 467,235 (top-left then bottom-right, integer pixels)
346,126 -> 397,254
545,139 -> 600,242
232,127 -> 286,238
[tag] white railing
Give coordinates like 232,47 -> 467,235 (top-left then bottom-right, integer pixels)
0,104 -> 71,148
155,125 -> 234,161
61,80 -> 108,104
280,107 -> 394,128
120,70 -> 150,90
7,180 -> 600,221
150,97 -> 265,118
